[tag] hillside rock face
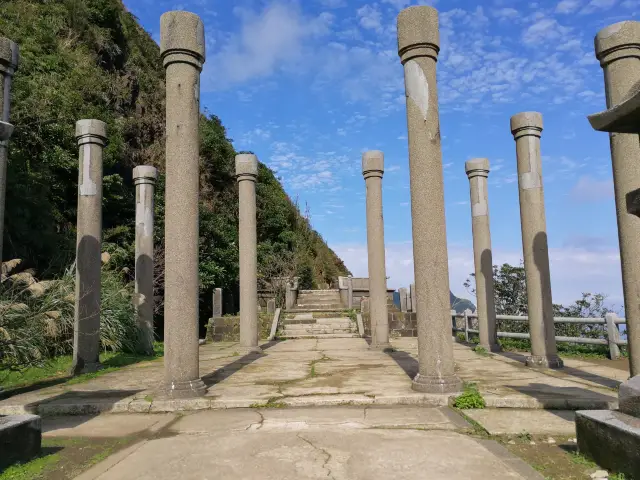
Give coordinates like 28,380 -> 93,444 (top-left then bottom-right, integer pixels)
1,0 -> 349,320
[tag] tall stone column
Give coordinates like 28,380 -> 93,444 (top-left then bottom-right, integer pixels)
465,159 -> 500,352
236,154 -> 261,353
71,119 -> 107,375
362,151 -> 390,350
511,112 -> 563,369
133,165 -> 157,356
397,6 -> 462,393
0,37 -> 19,263
161,11 -> 206,397
595,21 -> 640,377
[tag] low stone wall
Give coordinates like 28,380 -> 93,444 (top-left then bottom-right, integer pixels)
206,314 -> 273,342
361,311 -> 418,337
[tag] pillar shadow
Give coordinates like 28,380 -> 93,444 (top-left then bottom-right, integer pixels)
23,389 -> 143,416
533,231 -> 555,353
385,350 -> 418,380
480,248 -> 497,342
200,340 -> 279,387
505,382 -> 617,413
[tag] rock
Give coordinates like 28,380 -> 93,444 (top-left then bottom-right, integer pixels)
0,302 -> 29,314
619,375 -> 640,418
529,441 -> 536,445
547,437 -> 556,444
507,440 -> 515,445
199,339 -> 206,345
1,258 -> 22,276
26,282 -> 46,297
569,437 -> 577,443
590,470 -> 608,479
101,252 -> 111,264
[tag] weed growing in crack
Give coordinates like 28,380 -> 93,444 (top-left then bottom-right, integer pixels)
453,382 -> 485,409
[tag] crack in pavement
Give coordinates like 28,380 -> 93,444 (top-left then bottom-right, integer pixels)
297,433 -> 334,479
246,410 -> 266,431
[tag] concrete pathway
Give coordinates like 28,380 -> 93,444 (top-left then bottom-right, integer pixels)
44,407 -> 543,480
0,338 -> 624,415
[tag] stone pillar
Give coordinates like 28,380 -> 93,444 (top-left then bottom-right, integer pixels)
236,154 -> 261,353
399,287 -> 408,312
161,11 -> 206,397
465,159 -> 500,352
212,288 -> 223,317
347,275 -> 353,309
133,165 -> 157,355
510,112 -> 563,369
362,150 -> 390,350
595,21 -> 640,377
0,37 -> 19,263
267,299 -> 276,315
398,6 -> 462,393
409,283 -> 415,312
71,120 -> 107,375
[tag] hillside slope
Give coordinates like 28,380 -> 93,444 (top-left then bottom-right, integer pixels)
0,0 -> 349,322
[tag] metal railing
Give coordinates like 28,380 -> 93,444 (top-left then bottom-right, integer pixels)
451,311 -> 626,360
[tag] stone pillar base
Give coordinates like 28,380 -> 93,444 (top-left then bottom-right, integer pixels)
480,343 -> 502,353
163,378 -> 207,398
412,373 -> 463,394
525,355 -> 564,369
70,361 -> 103,376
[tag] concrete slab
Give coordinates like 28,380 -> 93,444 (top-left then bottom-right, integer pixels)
79,427 -> 540,480
461,409 -> 576,435
43,414 -> 175,438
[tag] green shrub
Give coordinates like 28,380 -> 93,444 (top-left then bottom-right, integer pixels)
453,383 -> 486,409
473,346 -> 488,356
456,333 -> 466,343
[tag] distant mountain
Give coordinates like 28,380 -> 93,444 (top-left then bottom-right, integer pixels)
450,292 -> 476,314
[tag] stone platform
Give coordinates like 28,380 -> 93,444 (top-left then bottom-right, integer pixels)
0,338 -> 624,415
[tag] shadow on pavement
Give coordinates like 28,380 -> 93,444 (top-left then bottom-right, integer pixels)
200,340 -> 278,387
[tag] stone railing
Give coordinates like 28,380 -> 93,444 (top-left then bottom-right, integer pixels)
452,311 -> 628,360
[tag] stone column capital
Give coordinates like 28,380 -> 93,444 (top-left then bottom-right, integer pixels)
465,158 -> 490,179
0,121 -> 14,141
595,21 -> 640,67
397,6 -> 440,64
160,11 -> 206,70
362,150 -> 384,179
235,153 -> 259,182
133,165 -> 158,186
76,119 -> 107,147
0,37 -> 19,76
510,112 -> 543,140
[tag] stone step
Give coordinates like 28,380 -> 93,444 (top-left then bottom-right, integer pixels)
282,329 -> 356,335
279,333 -> 361,339
282,320 -> 352,328
299,289 -> 339,294
296,303 -> 345,309
296,297 -> 342,303
287,307 -> 348,313
283,324 -> 355,331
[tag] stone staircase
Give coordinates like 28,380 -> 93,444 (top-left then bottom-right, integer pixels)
291,289 -> 344,312
278,290 -> 359,339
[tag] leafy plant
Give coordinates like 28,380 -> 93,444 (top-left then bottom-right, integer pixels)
453,383 -> 486,409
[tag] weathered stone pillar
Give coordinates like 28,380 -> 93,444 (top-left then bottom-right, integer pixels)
133,165 -> 157,355
236,154 -> 261,353
0,38 -> 19,263
161,11 -> 206,397
399,287 -> 408,312
212,288 -> 223,318
71,120 -> 107,375
409,283 -> 415,312
595,21 -> 640,377
398,6 -> 462,393
465,159 -> 500,352
362,150 -> 390,350
511,112 -> 563,369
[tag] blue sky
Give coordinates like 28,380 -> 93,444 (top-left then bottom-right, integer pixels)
123,0 -> 639,308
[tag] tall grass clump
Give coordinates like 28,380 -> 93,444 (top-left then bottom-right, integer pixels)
1,261 -> 144,373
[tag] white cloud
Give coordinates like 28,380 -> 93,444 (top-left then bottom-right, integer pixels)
522,18 -> 572,45
356,4 -> 383,32
204,2 -> 332,89
570,176 -> 614,202
556,0 -> 582,13
492,7 -> 520,20
318,0 -> 346,7
580,0 -> 618,13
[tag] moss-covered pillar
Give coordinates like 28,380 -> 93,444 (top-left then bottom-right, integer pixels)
161,11 -> 206,398
362,150 -> 390,349
71,119 -> 107,375
0,37 -> 19,264
397,6 -> 462,394
133,165 -> 157,356
511,112 -> 563,369
594,21 -> 640,377
465,159 -> 500,352
236,154 -> 261,353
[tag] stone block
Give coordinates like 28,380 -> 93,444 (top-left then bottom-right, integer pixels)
0,414 -> 41,468
266,299 -> 276,314
576,410 -> 640,478
619,375 -> 640,418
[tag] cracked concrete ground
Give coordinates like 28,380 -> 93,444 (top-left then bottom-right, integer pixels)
55,407 -> 543,480
0,338 -> 625,415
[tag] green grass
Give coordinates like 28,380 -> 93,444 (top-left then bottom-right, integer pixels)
453,382 -> 486,409
473,346 -> 489,356
1,342 -> 163,392
0,450 -> 61,480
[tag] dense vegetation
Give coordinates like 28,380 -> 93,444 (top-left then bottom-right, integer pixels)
0,0 -> 349,333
